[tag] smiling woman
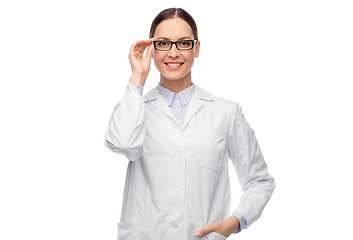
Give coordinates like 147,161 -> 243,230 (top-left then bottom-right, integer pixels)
104,7 -> 276,240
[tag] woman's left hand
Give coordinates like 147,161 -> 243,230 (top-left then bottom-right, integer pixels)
194,216 -> 240,238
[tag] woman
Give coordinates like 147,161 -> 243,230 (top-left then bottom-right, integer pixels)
104,8 -> 276,240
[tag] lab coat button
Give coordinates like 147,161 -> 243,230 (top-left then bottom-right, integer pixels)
171,221 -> 179,228
176,153 -> 183,159
174,187 -> 180,194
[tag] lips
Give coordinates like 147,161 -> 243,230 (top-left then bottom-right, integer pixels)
165,62 -> 184,70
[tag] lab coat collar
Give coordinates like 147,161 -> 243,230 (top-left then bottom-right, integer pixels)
157,82 -> 195,107
143,83 -> 214,102
143,84 -> 214,130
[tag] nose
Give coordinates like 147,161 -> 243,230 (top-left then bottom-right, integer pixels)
168,43 -> 180,58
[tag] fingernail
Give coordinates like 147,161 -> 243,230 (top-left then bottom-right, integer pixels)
195,231 -> 201,237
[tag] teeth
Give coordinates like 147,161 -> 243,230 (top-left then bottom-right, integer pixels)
167,63 -> 182,67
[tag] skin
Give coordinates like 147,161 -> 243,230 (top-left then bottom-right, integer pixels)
128,17 -> 240,237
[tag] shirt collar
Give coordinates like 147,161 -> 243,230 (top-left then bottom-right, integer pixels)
157,82 -> 195,107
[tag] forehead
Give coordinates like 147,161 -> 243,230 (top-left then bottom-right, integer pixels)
154,18 -> 194,40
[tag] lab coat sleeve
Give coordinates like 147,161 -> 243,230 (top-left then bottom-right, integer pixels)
104,87 -> 146,161
227,102 -> 276,228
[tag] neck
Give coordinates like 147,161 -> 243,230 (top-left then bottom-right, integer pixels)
159,71 -> 192,93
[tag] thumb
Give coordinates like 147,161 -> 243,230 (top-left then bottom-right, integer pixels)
195,225 -> 213,237
145,42 -> 154,59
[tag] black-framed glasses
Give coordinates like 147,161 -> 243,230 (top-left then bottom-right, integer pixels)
152,39 -> 198,51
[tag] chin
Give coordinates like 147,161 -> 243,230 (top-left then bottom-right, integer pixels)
161,70 -> 192,81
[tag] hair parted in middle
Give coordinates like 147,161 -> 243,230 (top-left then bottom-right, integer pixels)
149,8 -> 198,39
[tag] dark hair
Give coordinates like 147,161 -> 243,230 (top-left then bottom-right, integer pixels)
149,8 -> 198,39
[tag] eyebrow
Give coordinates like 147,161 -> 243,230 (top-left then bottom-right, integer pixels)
157,36 -> 192,40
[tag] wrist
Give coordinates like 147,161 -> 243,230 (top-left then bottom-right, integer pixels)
129,73 -> 145,87
227,216 -> 240,233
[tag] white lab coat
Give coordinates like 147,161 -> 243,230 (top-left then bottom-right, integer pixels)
104,84 -> 276,240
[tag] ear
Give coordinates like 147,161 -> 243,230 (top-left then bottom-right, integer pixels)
194,40 -> 200,58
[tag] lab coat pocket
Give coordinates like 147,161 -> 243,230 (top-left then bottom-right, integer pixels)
196,125 -> 226,171
206,231 -> 228,240
117,216 -> 142,240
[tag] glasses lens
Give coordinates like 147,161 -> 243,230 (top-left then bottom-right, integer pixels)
177,40 -> 194,50
155,41 -> 171,50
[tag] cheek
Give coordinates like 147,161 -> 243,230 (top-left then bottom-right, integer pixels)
183,52 -> 195,64
154,50 -> 164,61
153,53 -> 165,68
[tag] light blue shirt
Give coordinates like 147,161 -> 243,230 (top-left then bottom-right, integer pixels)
126,82 -> 248,234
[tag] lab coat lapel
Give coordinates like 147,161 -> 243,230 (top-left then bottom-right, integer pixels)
153,92 -> 178,123
182,84 -> 214,130
181,92 -> 204,130
143,84 -> 214,130
182,83 -> 214,130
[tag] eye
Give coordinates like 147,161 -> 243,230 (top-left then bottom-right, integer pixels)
157,41 -> 170,47
179,40 -> 192,47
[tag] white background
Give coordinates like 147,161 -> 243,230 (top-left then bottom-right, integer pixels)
1,0 -> 352,239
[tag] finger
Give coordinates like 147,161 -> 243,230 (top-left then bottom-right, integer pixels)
130,39 -> 155,59
145,42 -> 154,59
129,40 -> 143,57
143,38 -> 156,44
132,38 -> 154,51
132,43 -> 148,59
138,43 -> 149,55
140,41 -> 155,58
139,38 -> 156,52
137,41 -> 151,56
130,40 -> 144,51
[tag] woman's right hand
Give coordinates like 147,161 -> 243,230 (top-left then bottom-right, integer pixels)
128,38 -> 155,87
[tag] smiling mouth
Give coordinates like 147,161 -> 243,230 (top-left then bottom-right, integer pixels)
165,62 -> 184,67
